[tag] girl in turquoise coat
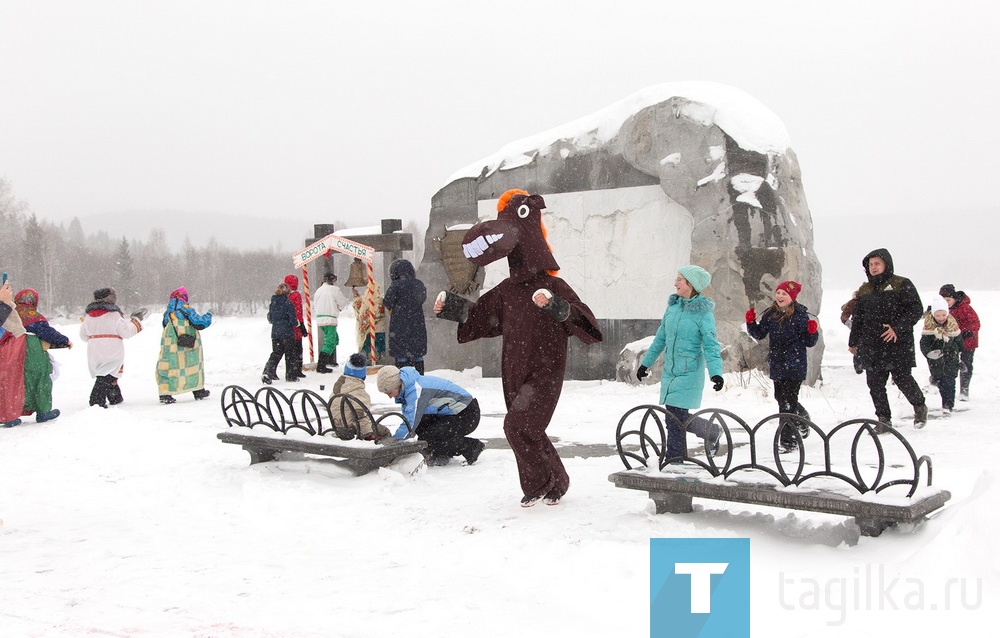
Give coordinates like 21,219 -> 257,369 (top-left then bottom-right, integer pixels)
637,265 -> 724,461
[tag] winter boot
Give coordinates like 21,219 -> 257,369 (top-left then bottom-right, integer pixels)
159,395 -> 177,404
315,352 -> 333,374
913,403 -> 928,429
36,409 -> 61,422
463,439 -> 486,465
193,389 -> 211,400
1,418 -> 22,428
330,351 -> 339,368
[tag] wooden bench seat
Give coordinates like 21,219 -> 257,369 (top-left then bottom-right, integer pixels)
217,431 -> 426,476
608,468 -> 950,537
609,405 -> 951,536
218,384 -> 424,477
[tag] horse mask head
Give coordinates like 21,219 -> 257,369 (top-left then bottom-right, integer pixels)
461,189 -> 559,282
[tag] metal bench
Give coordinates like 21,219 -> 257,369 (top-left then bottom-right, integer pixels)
218,385 -> 425,476
608,406 -> 951,536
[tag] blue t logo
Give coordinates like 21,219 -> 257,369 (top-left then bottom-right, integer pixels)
651,539 -> 750,637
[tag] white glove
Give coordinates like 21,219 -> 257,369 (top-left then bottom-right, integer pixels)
926,350 -> 942,360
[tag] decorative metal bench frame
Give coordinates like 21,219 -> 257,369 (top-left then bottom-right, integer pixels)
218,385 -> 425,476
608,405 -> 951,536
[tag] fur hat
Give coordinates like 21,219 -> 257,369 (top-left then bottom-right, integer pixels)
931,296 -> 950,315
939,284 -> 957,298
93,287 -> 116,304
677,265 -> 712,293
344,353 -> 367,380
775,280 -> 802,302
376,365 -> 401,394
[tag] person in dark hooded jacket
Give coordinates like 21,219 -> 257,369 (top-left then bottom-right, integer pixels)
382,259 -> 428,374
848,248 -> 927,429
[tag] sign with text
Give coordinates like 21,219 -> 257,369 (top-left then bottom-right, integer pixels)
292,234 -> 375,269
650,538 -> 750,637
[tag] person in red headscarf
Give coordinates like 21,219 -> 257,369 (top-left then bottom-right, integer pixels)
156,286 -> 213,404
746,280 -> 820,452
14,288 -> 71,422
1,279 -> 28,428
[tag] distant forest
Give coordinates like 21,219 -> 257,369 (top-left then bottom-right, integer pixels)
1,178 -> 315,316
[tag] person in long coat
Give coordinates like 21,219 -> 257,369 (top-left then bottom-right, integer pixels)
156,286 -> 213,404
745,280 -> 820,452
79,287 -> 145,408
637,265 -> 724,461
382,258 -> 428,374
352,280 -> 387,364
848,248 -> 927,429
15,288 -> 71,422
436,189 -> 602,507
1,280 -> 28,428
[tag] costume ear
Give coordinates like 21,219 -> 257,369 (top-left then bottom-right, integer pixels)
526,194 -> 546,210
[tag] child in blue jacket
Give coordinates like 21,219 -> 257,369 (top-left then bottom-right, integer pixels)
375,365 -> 484,466
746,280 -> 820,452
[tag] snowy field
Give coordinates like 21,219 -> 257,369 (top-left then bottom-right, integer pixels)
1,289 -> 997,636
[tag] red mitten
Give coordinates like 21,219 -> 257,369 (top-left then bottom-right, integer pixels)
807,319 -> 818,334
745,307 -> 756,324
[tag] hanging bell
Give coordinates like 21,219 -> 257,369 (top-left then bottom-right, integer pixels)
345,258 -> 368,287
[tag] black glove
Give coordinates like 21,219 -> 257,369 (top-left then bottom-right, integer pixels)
636,365 -> 649,381
962,330 -> 973,340
130,308 -> 147,321
300,324 -> 308,337
534,288 -> 571,322
436,291 -> 471,323
711,375 -> 724,392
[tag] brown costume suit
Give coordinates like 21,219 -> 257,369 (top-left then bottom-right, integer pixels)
455,190 -> 602,501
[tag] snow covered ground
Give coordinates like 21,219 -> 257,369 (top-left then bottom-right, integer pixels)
1,289 -> 997,636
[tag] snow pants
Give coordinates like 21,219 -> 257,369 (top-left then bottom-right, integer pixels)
414,399 -> 481,459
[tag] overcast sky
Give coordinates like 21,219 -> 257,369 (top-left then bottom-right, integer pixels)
2,1 -> 998,235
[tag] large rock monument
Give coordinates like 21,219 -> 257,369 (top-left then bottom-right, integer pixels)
421,82 -> 823,383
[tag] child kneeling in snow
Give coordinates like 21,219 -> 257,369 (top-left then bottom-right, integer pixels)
375,365 -> 484,467
920,296 -> 963,415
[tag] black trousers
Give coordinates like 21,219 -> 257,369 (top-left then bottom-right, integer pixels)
89,374 -> 123,407
415,399 -> 481,458
960,349 -> 975,394
773,379 -> 807,446
865,368 -> 925,420
263,338 -> 296,378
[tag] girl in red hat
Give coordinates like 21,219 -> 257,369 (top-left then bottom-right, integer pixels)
745,280 -> 820,453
